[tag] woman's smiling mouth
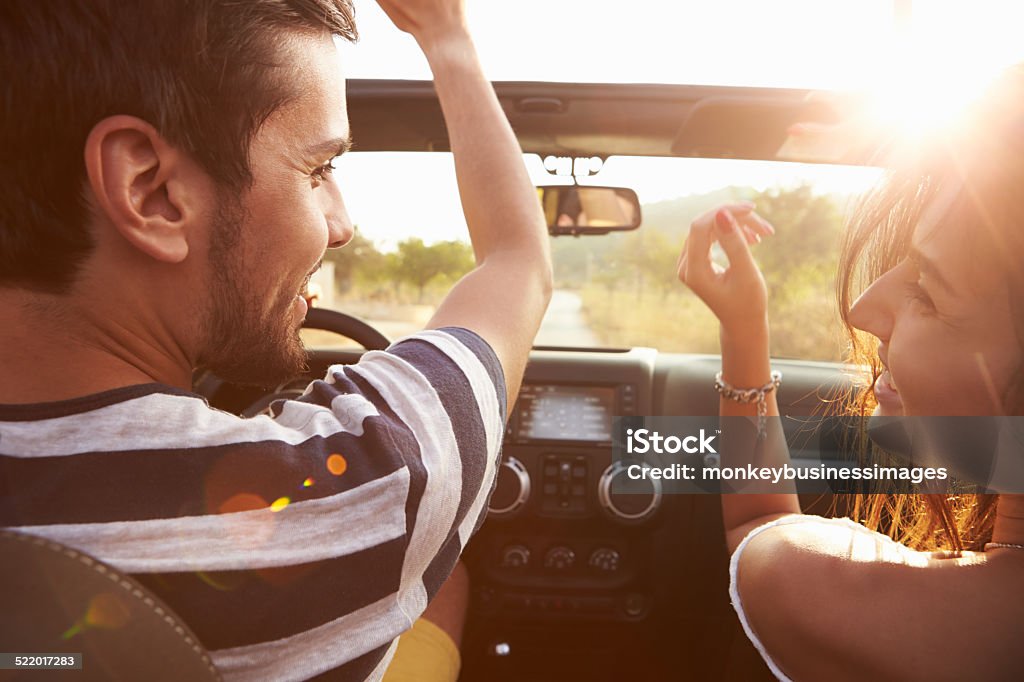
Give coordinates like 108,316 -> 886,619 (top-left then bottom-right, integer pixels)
875,369 -> 904,412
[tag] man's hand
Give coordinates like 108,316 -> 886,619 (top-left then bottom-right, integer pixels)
374,0 -> 553,413
375,0 -> 468,50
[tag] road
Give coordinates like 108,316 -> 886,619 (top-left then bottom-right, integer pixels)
533,289 -> 600,347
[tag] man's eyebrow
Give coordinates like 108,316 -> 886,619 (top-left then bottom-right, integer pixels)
909,246 -> 955,295
306,135 -> 352,159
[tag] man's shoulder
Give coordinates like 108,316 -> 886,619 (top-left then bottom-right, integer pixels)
367,326 -> 506,415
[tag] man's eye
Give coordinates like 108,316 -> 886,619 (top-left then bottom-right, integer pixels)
311,158 -> 339,186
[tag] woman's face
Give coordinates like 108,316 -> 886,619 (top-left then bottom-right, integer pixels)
847,183 -> 1020,416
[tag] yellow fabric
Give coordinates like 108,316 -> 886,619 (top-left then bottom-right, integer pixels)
382,617 -> 461,682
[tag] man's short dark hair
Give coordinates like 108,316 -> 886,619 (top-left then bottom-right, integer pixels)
0,0 -> 357,293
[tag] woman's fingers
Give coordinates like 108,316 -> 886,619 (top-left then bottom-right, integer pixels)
677,203 -> 772,331
680,203 -> 774,286
749,212 -> 770,236
713,209 -> 759,274
680,217 -> 714,285
742,211 -> 776,236
676,239 -> 689,280
741,224 -> 760,244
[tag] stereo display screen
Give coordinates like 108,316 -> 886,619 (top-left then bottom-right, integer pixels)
516,384 -> 615,442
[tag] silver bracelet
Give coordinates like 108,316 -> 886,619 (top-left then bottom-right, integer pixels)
714,370 -> 782,438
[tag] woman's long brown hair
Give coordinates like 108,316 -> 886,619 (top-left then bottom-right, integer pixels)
831,65 -> 1024,551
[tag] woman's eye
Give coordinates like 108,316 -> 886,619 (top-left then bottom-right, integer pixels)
905,280 -> 936,313
900,255 -> 937,314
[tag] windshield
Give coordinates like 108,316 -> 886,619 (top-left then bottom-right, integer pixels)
302,153 -> 882,361
303,2 -> 1024,359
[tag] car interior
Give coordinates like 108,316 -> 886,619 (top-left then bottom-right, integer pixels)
185,79 -> 876,681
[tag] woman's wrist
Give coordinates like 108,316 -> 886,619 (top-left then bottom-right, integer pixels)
720,321 -> 771,386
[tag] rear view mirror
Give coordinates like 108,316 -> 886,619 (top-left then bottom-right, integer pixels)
538,185 -> 642,236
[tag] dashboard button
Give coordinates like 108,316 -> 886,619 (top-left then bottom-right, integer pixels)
559,462 -> 572,481
487,457 -> 531,518
544,546 -> 576,571
499,544 -> 531,569
623,593 -> 647,618
598,461 -> 662,523
588,547 -> 621,573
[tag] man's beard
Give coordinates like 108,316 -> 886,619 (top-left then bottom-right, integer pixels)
196,198 -> 309,387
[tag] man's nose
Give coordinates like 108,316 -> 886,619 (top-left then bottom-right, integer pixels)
327,210 -> 354,249
322,184 -> 354,249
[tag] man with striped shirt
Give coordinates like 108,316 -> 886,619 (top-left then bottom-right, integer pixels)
0,0 -> 553,680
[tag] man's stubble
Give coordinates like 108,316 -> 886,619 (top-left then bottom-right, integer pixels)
197,196 -> 308,388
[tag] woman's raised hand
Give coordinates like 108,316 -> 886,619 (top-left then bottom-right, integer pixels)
677,203 -> 775,338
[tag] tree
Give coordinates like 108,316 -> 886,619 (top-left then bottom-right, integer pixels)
322,228 -> 385,295
747,184 -> 845,281
394,238 -> 475,302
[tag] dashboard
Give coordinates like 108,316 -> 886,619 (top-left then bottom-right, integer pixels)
460,348 -> 848,681
464,350 -> 665,680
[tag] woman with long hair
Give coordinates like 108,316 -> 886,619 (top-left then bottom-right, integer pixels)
678,65 -> 1024,680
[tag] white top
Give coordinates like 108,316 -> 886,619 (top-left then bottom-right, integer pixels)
728,514 -> 917,681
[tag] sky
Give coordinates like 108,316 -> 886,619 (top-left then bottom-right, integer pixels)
333,1 -> 1024,248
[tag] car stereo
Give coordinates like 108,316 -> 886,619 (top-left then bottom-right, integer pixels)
506,383 -> 637,445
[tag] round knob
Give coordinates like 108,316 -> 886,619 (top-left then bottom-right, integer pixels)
499,544 -> 531,569
623,593 -> 647,618
487,457 -> 531,518
543,546 -> 576,571
588,547 -> 621,573
597,461 -> 662,523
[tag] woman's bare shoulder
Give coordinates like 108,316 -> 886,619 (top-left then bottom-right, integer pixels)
734,515 -> 1024,681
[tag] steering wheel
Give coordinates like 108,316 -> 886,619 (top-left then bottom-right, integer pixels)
301,307 -> 391,351
236,308 -> 391,417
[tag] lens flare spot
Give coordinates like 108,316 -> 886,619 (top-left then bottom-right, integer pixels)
86,592 -> 131,629
270,496 -> 290,512
63,592 -> 131,640
302,477 -> 315,488
326,453 -> 347,476
218,493 -> 268,515
196,571 -> 237,592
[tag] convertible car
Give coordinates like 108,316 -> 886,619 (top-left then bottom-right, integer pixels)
188,77 -> 882,681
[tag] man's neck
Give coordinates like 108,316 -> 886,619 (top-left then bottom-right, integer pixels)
0,289 -> 193,405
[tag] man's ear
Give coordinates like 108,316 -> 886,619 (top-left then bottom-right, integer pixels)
84,115 -> 206,264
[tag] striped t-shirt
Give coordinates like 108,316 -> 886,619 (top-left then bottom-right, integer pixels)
0,327 -> 506,681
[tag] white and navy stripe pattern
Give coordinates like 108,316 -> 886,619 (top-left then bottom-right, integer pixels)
0,327 -> 506,682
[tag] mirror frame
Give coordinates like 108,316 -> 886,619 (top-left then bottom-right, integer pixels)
537,185 -> 643,236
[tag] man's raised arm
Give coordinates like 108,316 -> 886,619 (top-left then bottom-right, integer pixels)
375,0 -> 554,410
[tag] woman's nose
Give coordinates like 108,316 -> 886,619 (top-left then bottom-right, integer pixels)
847,264 -> 900,341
